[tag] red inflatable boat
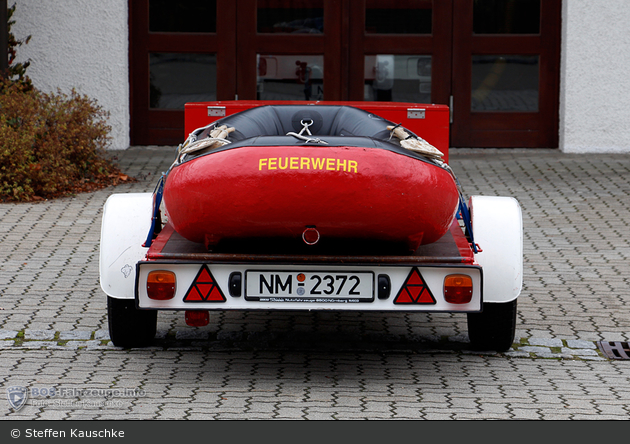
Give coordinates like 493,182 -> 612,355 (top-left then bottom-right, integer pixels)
162,104 -> 460,252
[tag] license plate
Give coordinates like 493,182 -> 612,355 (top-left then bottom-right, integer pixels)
245,270 -> 374,302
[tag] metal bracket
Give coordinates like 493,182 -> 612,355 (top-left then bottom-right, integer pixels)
207,106 -> 226,117
407,108 -> 425,119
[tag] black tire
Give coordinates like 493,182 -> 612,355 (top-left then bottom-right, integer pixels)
467,299 -> 517,352
107,296 -> 157,348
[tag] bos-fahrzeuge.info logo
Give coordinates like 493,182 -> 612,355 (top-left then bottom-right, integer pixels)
7,386 -> 28,411
7,385 -> 146,411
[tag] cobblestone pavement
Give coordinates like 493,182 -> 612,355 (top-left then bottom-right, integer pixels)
1,147 -> 630,420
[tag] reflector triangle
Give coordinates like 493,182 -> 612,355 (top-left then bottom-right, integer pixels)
394,288 -> 415,304
407,285 -> 424,301
196,283 -> 215,299
393,268 -> 437,305
183,265 -> 226,303
183,286 -> 204,302
406,269 -> 425,286
197,267 -> 214,283
206,285 -> 226,302
416,288 -> 436,304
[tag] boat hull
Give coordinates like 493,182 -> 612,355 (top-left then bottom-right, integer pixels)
163,145 -> 459,251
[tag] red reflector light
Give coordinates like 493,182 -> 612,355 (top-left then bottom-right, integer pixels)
183,265 -> 226,302
443,274 -> 473,304
393,268 -> 436,305
147,271 -> 176,300
185,310 -> 209,327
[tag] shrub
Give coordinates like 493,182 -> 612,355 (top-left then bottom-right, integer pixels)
0,79 -> 132,202
1,3 -> 132,202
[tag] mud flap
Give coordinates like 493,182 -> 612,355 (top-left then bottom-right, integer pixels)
99,193 -> 153,299
470,195 -> 523,303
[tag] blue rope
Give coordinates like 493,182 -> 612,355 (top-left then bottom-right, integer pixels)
458,194 -> 478,253
143,174 -> 165,248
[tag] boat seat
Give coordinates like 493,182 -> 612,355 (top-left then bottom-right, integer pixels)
199,105 -> 397,143
185,104 -> 437,165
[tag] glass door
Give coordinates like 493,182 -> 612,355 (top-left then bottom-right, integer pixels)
130,0 -> 237,145
347,0 -> 453,106
450,0 -> 561,147
235,0 -> 343,101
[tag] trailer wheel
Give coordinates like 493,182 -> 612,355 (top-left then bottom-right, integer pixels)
107,296 -> 157,348
467,299 -> 517,352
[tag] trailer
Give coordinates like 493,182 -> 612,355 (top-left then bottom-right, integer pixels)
99,101 -> 522,351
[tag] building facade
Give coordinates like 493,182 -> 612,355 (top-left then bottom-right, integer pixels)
10,0 -> 630,153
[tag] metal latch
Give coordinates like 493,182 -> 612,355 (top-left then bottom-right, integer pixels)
207,106 -> 226,117
407,108 -> 425,119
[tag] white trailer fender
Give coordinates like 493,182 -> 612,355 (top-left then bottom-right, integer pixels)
99,193 -> 153,299
470,196 -> 523,303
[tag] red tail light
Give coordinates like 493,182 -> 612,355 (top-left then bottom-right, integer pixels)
147,271 -> 176,300
185,310 -> 209,327
443,274 -> 473,304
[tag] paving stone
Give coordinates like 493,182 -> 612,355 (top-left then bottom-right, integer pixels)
529,338 -> 564,347
504,351 -> 531,358
24,330 -> 56,340
518,346 -> 553,354
0,330 -> 18,339
93,329 -> 110,340
176,330 -> 210,340
20,341 -> 60,349
580,356 -> 607,361
59,331 -> 92,340
561,347 -> 599,356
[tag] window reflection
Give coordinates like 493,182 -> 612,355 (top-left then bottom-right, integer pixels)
149,0 -> 217,33
257,55 -> 324,100
471,55 -> 539,111
149,53 -> 217,109
473,0 -> 540,34
365,0 -> 432,34
257,1 -> 324,34
364,55 -> 431,103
